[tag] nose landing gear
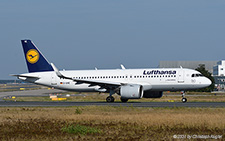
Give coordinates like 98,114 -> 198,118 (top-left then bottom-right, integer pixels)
181,91 -> 187,103
182,97 -> 187,103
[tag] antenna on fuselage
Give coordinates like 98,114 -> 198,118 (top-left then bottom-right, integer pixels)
120,64 -> 126,70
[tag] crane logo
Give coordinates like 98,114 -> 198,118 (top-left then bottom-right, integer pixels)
26,49 -> 39,64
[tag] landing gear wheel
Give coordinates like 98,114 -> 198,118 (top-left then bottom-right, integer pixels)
106,96 -> 115,102
120,98 -> 128,103
182,98 -> 187,103
181,91 -> 187,103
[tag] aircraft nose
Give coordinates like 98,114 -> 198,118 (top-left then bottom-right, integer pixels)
205,77 -> 212,86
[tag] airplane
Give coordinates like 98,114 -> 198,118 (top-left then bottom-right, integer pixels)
12,40 -> 212,103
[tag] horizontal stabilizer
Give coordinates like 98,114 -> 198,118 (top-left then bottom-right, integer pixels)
10,74 -> 40,79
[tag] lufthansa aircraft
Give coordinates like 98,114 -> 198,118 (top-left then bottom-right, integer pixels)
13,40 -> 212,103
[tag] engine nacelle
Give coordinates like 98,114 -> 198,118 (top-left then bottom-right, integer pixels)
120,84 -> 143,99
143,91 -> 163,98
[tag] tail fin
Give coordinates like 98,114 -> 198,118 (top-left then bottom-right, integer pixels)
21,40 -> 53,73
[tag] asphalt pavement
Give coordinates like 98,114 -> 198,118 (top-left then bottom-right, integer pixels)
0,89 -> 224,107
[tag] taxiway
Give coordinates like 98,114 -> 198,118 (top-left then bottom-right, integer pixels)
0,89 -> 224,107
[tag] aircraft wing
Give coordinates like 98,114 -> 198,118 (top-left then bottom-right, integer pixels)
73,78 -> 122,87
51,63 -> 124,88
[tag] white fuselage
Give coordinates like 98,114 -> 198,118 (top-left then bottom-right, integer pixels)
19,68 -> 211,92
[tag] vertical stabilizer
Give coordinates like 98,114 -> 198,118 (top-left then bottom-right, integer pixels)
21,40 -> 53,73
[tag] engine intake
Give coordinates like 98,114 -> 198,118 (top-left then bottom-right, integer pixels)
120,84 -> 143,99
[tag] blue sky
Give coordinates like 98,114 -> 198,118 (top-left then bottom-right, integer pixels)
1,0 -> 225,79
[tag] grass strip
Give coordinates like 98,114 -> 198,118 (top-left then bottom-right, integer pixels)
61,124 -> 101,135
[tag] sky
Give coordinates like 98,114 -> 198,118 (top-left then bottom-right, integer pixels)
0,0 -> 225,79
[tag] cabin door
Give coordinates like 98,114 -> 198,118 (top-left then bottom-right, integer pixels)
51,73 -> 58,86
178,70 -> 185,83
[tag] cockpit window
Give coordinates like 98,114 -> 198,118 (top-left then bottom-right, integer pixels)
191,74 -> 203,77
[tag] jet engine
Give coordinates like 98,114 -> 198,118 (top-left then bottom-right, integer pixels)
120,84 -> 143,99
143,91 -> 163,98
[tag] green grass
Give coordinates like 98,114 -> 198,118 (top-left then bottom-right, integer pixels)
75,107 -> 82,114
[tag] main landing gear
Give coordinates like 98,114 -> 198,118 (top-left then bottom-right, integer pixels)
106,89 -> 129,103
106,96 -> 129,102
106,96 -> 115,102
120,98 -> 128,103
106,90 -> 115,102
181,91 -> 187,103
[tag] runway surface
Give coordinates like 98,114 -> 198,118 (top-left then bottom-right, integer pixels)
0,89 -> 224,107
0,101 -> 224,107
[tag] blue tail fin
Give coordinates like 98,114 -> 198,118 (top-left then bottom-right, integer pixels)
21,40 -> 53,73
